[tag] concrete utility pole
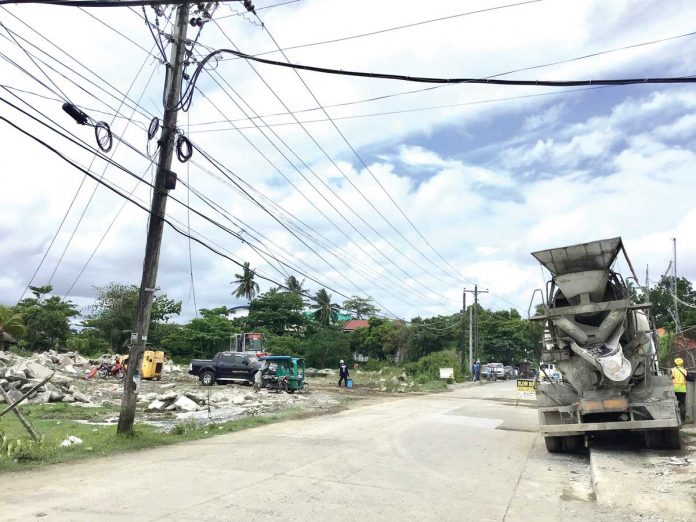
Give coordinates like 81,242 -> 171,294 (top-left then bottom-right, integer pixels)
460,290 -> 466,373
672,238 -> 680,333
463,286 -> 488,369
117,3 -> 190,434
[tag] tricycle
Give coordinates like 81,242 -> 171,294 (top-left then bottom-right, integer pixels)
258,356 -> 308,394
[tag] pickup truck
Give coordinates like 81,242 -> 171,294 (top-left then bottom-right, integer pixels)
188,352 -> 261,386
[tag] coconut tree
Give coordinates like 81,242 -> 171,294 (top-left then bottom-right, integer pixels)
231,262 -> 260,301
284,275 -> 305,294
0,304 -> 27,340
310,288 -> 340,326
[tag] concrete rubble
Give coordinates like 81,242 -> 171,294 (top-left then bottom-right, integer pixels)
1,350 -> 342,428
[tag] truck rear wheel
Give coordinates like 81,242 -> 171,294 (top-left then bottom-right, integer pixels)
200,371 -> 215,386
544,436 -> 563,453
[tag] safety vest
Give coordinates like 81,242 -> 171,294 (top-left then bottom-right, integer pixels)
672,367 -> 687,393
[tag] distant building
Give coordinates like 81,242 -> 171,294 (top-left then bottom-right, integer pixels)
342,319 -> 369,333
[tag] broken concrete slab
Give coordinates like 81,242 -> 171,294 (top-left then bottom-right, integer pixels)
146,400 -> 167,412
157,391 -> 178,402
172,396 -> 198,412
71,391 -> 90,403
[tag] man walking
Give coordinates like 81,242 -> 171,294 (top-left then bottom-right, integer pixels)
672,357 -> 694,422
338,359 -> 349,387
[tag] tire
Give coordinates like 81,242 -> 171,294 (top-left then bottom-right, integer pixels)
544,436 -> 563,453
662,428 -> 681,450
286,389 -> 295,394
116,369 -> 125,379
200,371 -> 215,386
562,435 -> 585,453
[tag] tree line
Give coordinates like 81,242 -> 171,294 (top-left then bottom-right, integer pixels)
2,274 -> 694,371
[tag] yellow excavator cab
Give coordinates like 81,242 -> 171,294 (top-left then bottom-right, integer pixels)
121,350 -> 165,380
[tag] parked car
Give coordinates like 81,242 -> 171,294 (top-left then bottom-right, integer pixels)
188,352 -> 261,386
485,363 -> 506,380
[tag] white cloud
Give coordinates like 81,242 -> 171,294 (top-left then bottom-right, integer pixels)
1,1 -> 696,322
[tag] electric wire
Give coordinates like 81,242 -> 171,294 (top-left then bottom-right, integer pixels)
202,27 -> 459,303
189,27 -> 696,129
0,21 -> 422,309
45,51 -> 159,287
223,0 -> 542,58
249,19 -> 468,286
185,47 -> 696,92
0,95 -> 403,317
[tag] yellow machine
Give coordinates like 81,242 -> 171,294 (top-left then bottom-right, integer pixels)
121,350 -> 165,380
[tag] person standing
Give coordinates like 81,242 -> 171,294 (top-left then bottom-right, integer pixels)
672,357 -> 694,422
473,360 -> 481,382
338,359 -> 349,387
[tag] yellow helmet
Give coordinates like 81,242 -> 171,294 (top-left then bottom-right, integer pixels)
674,358 -> 684,367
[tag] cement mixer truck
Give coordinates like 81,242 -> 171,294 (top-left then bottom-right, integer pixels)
530,238 -> 681,452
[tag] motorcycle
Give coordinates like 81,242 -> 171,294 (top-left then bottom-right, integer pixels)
97,361 -> 125,379
264,374 -> 288,394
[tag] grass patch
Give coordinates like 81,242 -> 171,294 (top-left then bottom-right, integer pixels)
0,405 -> 307,473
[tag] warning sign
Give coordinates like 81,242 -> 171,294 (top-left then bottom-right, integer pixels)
516,379 -> 536,393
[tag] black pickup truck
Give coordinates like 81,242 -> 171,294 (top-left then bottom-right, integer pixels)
188,352 -> 261,386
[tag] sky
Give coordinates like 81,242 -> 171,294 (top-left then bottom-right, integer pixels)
1,0 -> 695,323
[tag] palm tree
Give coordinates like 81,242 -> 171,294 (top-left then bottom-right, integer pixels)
310,288 -> 340,326
0,304 -> 27,340
231,262 -> 260,301
284,275 -> 305,294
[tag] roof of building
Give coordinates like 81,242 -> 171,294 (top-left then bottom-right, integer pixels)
343,319 -> 369,331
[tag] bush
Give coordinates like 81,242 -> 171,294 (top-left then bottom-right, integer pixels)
403,350 -> 463,383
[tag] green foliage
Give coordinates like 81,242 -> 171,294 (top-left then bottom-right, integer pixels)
13,285 -> 79,350
159,309 -> 234,359
477,308 -> 541,364
245,288 -> 310,336
309,288 -> 340,326
284,275 -> 305,294
645,276 -> 696,329
302,328 -> 351,368
0,304 -> 27,339
231,262 -> 260,301
349,318 -> 410,361
342,296 -> 379,319
82,283 -> 181,352
403,350 -> 463,383
66,328 -> 110,356
266,334 -> 304,357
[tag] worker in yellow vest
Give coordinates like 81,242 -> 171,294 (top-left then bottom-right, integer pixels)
672,358 -> 694,422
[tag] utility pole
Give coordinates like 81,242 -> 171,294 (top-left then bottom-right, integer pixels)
463,286 -> 488,369
117,3 -> 190,434
460,290 -> 466,373
672,238 -> 680,333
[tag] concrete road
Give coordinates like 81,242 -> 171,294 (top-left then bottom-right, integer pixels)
1,381 -> 620,521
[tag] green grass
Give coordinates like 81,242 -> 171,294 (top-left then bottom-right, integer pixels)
0,405 -> 308,473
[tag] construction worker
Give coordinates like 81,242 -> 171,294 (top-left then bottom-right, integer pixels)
672,358 -> 694,422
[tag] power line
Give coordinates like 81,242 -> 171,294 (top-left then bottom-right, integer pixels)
215,0 -> 299,20
253,19 -> 468,286
228,0 -> 542,57
0,95 -> 404,318
188,27 -> 696,129
206,23 -> 461,302
188,47 -> 696,89
46,51 -> 159,287
2,16 -> 431,310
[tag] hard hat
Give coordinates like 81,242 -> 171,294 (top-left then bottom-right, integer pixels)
675,357 -> 684,366
340,360 -> 344,364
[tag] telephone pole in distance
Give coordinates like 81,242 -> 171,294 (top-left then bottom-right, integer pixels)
463,285 -> 488,373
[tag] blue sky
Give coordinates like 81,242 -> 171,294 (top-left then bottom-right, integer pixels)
1,0 -> 695,320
